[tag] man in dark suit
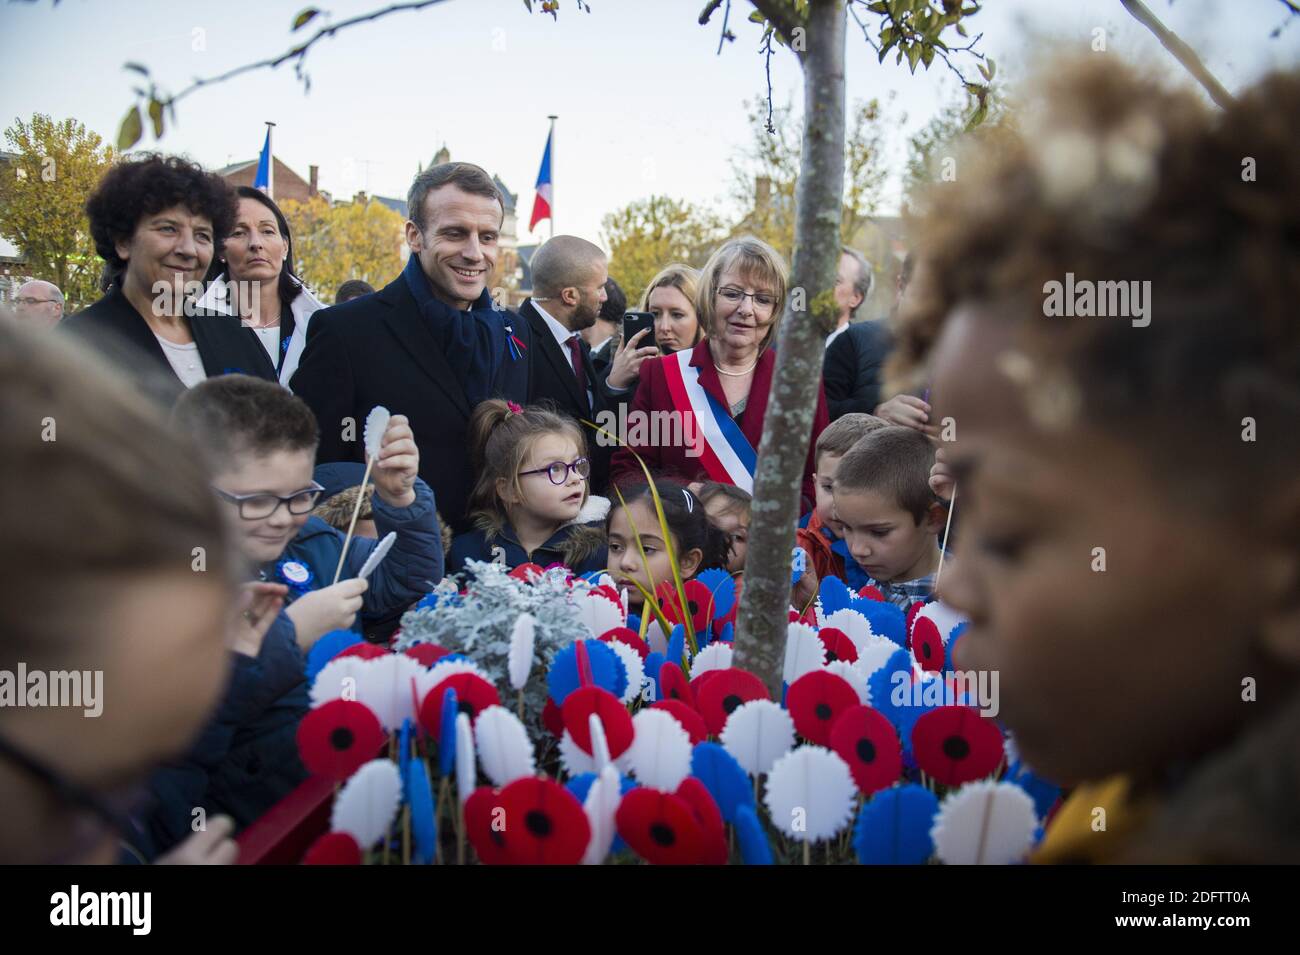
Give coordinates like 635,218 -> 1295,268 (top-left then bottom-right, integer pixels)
516,235 -> 616,492
822,247 -> 893,419
290,162 -> 529,534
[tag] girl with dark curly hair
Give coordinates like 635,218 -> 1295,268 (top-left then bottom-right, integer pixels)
62,154 -> 275,399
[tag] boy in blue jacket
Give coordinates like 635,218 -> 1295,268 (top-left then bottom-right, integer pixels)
142,375 -> 443,855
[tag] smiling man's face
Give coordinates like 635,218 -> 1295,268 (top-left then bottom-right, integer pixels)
407,184 -> 502,310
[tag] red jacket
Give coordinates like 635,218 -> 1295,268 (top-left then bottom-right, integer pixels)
609,340 -> 829,508
796,507 -> 845,585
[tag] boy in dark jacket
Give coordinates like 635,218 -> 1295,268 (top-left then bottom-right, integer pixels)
141,375 -> 443,855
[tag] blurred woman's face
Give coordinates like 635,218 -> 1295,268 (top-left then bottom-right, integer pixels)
648,284 -> 700,354
223,198 -> 289,291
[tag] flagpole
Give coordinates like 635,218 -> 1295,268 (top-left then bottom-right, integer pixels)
264,121 -> 277,200
546,115 -> 556,239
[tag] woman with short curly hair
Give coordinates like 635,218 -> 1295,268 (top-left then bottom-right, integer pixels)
63,154 -> 275,399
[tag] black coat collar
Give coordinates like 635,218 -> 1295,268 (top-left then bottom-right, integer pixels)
520,298 -> 589,413
374,276 -> 474,419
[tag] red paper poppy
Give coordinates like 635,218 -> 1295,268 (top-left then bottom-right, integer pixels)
403,643 -> 452,668
828,705 -> 901,796
911,705 -> 1004,786
599,626 -> 649,661
714,595 -> 739,641
464,786 -> 510,865
592,583 -> 624,612
857,584 -> 886,602
787,669 -> 860,746
562,685 -> 635,759
695,667 -> 770,737
542,697 -> 565,737
496,776 -> 590,865
296,699 -> 386,781
656,578 -> 715,635
676,776 -> 728,865
332,642 -> 389,662
688,667 -> 722,699
615,788 -> 706,865
789,605 -> 818,626
817,626 -> 859,664
658,661 -> 695,708
302,831 -> 362,865
910,616 -> 945,673
650,699 -> 708,745
509,563 -> 546,582
905,599 -> 925,636
418,672 -> 501,740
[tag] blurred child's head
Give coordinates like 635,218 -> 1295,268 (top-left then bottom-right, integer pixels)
895,58 -> 1300,790
468,399 -> 588,531
314,484 -> 378,540
174,375 -> 321,565
832,426 -> 944,584
1,324 -> 234,862
697,482 -> 752,574
606,482 -> 730,606
813,413 -> 889,537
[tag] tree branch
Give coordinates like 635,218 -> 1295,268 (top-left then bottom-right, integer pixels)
1119,0 -> 1234,109
748,0 -> 805,46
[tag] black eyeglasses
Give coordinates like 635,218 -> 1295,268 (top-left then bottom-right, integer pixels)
519,457 -> 591,486
717,286 -> 777,310
212,481 -> 325,519
13,297 -> 57,306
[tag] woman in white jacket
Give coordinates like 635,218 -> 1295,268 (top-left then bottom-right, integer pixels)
198,186 -> 325,385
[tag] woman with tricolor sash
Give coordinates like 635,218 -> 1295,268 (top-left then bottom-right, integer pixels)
609,236 -> 828,510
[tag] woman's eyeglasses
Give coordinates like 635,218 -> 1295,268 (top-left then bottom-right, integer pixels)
212,482 -> 325,520
519,457 -> 591,486
717,286 -> 777,310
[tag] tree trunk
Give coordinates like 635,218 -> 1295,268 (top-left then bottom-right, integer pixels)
732,0 -> 847,695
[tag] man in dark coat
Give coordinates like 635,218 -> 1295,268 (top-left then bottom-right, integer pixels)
822,247 -> 894,419
516,235 -> 615,493
290,162 -> 529,533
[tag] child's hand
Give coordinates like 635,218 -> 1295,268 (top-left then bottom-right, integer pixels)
229,582 -> 287,658
155,815 -> 239,864
875,394 -> 938,438
372,414 -> 418,508
929,446 -> 955,503
285,578 -> 368,650
793,563 -> 820,614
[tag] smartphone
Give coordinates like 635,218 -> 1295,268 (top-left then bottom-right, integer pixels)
622,311 -> 657,352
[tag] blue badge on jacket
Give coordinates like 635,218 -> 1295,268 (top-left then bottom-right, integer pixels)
276,559 -> 315,597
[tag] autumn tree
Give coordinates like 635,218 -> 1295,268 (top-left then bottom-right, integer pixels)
601,195 -> 727,304
279,194 -> 405,301
0,115 -> 114,310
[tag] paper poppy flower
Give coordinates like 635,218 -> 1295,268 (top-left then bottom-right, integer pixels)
541,696 -> 565,737
333,642 -> 390,662
694,567 -> 736,621
305,629 -> 363,683
688,667 -> 721,700
658,660 -> 695,708
734,803 -> 773,865
615,788 -> 706,865
689,741 -> 754,823
563,686 -> 635,759
858,599 -> 907,647
509,563 -> 546,582
464,786 -> 510,865
910,616 -> 945,673
931,780 -> 1037,865
676,776 -> 727,865
548,638 -> 623,705
418,673 -> 501,740
656,578 -> 714,635
627,708 -> 694,791
787,669 -> 860,747
817,575 -> 856,616
296,699 -> 386,781
575,590 -> 623,640
853,784 -> 939,865
817,626 -> 859,664
496,776 -> 590,865
905,598 -> 926,637
763,745 -> 857,841
404,755 -> 438,865
695,667 -> 769,737
690,642 -> 733,679
828,705 -> 902,796
591,583 -> 624,611
302,831 -> 362,865
911,705 -> 1004,786
642,651 -> 666,702
651,699 -> 708,746
403,643 -> 451,668
599,626 -> 649,661
857,584 -> 886,602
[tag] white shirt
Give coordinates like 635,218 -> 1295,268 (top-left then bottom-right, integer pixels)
825,322 -> 849,350
532,300 -> 593,408
249,325 -> 281,364
154,334 -> 207,388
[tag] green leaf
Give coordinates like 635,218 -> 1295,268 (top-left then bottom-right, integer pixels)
749,9 -> 766,22
148,99 -> 165,138
292,7 -> 320,30
906,44 -> 921,72
921,44 -> 934,67
117,105 -> 142,151
956,22 -> 968,37
521,0 -> 532,11
986,57 -> 996,80
978,62 -> 990,81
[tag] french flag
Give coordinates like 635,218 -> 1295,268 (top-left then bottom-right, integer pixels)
252,128 -> 272,195
529,130 -> 553,231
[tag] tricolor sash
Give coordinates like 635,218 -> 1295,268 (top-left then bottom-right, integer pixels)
661,348 -> 757,493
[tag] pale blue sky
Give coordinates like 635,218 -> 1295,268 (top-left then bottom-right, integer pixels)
2,0 -> 1297,251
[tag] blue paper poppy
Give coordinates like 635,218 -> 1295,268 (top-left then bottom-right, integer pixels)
734,804 -> 773,865
305,629 -> 362,682
405,757 -> 438,864
716,621 -> 734,644
666,624 -> 686,671
694,568 -> 735,620
690,743 -> 753,823
438,688 -> 458,776
1005,761 -> 1063,821
818,575 -> 855,616
642,652 -> 666,703
867,650 -> 918,732
853,784 -> 939,865
858,599 -> 908,647
398,718 -> 413,782
945,622 -> 968,673
547,639 -> 623,705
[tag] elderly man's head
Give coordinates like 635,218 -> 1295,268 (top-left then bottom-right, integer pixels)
530,235 -> 608,332
13,281 -> 64,328
833,248 -> 873,325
